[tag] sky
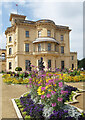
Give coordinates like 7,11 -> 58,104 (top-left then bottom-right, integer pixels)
0,0 -> 84,60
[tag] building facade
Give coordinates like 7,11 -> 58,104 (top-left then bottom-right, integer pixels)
0,49 -> 6,72
5,13 -> 77,72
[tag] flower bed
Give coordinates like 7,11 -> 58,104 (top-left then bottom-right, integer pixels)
14,89 -> 85,120
2,69 -> 85,84
11,70 -> 84,120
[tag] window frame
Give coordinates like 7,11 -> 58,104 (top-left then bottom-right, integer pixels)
9,48 -> 12,55
9,36 -> 12,42
38,31 -> 41,37
61,46 -> 64,53
25,60 -> 30,70
48,59 -> 51,68
61,35 -> 64,41
61,61 -> 64,69
9,62 -> 12,69
25,43 -> 29,52
72,56 -> 74,60
38,43 -> 41,52
47,30 -> 51,37
48,43 -> 51,51
26,31 -> 29,38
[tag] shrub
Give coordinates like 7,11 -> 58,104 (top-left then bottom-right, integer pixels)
15,67 -> 22,72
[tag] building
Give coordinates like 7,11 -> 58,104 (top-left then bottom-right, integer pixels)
5,13 -> 77,72
0,49 -> 6,72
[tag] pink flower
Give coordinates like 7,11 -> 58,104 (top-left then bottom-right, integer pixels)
41,95 -> 45,99
29,78 -> 32,81
52,103 -> 56,107
61,90 -> 68,94
57,97 -> 63,102
41,87 -> 45,91
58,82 -> 63,87
51,91 -> 56,95
29,81 -> 31,83
46,94 -> 51,98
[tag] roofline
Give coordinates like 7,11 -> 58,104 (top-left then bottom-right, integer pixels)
10,13 -> 26,21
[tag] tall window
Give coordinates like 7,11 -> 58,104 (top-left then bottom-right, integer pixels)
48,60 -> 51,68
9,48 -> 12,55
25,60 -> 30,70
38,31 -> 41,37
72,56 -> 74,60
55,44 -> 57,51
72,64 -> 74,70
9,36 -> 12,42
61,46 -> 64,53
38,44 -> 41,52
25,43 -> 29,52
26,31 -> 29,37
47,30 -> 51,37
2,53 -> 5,60
9,62 -> 12,69
48,43 -> 51,51
61,35 -> 64,41
61,61 -> 64,69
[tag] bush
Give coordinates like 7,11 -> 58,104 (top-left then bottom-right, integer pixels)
15,67 -> 22,72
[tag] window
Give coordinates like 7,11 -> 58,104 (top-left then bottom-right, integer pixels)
38,31 -> 41,37
2,53 -> 5,60
55,44 -> 57,51
72,64 -> 74,70
25,60 -> 30,70
72,56 -> 74,60
47,30 -> 51,37
38,44 -> 41,52
48,60 -> 51,68
25,43 -> 29,52
9,36 -> 12,42
48,43 -> 51,51
26,31 -> 29,37
9,62 -> 12,69
9,48 -> 12,55
61,35 -> 64,41
61,46 -> 64,53
61,61 -> 64,69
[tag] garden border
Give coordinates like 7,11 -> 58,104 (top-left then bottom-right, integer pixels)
11,90 -> 85,119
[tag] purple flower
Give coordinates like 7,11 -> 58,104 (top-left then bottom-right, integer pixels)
57,97 -> 63,102
58,82 -> 63,87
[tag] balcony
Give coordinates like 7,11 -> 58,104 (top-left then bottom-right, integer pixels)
33,37 -> 59,44
33,50 -> 59,56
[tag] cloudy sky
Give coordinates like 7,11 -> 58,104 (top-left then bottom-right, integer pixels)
0,0 -> 84,60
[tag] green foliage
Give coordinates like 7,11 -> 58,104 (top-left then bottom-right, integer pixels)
25,115 -> 31,119
22,111 -> 27,115
20,108 -> 24,112
15,67 -> 22,72
78,58 -> 85,69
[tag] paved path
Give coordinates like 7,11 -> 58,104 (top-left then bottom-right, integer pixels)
66,82 -> 85,111
1,74 -> 29,119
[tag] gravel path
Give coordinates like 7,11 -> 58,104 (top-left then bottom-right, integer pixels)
1,74 -> 29,119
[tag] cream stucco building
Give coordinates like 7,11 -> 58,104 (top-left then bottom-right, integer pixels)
0,49 -> 6,72
5,13 -> 77,72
